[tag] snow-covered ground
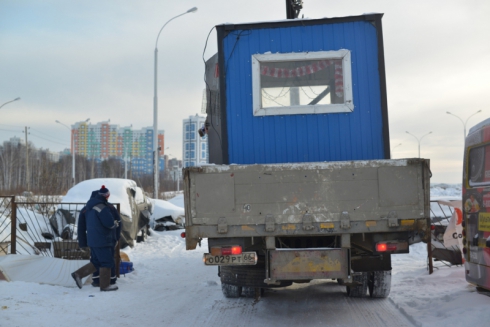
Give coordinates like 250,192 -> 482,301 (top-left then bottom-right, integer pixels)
2,185 -> 490,327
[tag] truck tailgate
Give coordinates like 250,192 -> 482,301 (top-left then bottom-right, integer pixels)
184,159 -> 430,249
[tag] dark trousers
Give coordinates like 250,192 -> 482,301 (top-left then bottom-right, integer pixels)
90,246 -> 117,284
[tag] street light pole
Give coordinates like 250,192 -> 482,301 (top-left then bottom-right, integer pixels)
406,131 -> 432,158
153,6 -> 197,200
56,118 -> 90,187
0,97 -> 20,110
446,110 -> 482,139
391,143 -> 402,157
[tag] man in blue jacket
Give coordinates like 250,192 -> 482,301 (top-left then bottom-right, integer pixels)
71,190 -> 97,289
92,199 -> 122,287
73,185 -> 120,291
72,189 -> 122,289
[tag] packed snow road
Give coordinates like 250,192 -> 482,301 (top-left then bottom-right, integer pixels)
198,282 -> 414,327
124,231 -> 414,327
1,230 -> 415,327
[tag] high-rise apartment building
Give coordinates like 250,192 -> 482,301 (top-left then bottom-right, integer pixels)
71,120 -> 165,175
182,114 -> 208,167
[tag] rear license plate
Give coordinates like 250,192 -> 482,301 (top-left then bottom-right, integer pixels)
203,252 -> 257,266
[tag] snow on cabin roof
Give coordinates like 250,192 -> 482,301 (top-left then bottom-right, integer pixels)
215,13 -> 383,28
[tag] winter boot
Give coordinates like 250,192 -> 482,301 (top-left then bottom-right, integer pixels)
100,267 -> 118,292
71,263 -> 97,289
91,275 -> 99,287
91,269 -> 100,287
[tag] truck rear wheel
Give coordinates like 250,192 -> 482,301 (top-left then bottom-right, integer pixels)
346,272 -> 368,297
368,270 -> 391,298
221,283 -> 242,298
242,286 -> 265,298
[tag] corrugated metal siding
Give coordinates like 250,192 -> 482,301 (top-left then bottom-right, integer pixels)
222,20 -> 385,164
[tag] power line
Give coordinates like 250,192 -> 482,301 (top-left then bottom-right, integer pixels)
0,123 -> 24,128
0,129 -> 69,147
1,127 -> 69,147
30,127 -> 66,143
0,128 -> 22,133
2,124 -> 69,140
29,132 -> 69,147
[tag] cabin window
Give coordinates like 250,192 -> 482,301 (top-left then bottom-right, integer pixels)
252,50 -> 353,116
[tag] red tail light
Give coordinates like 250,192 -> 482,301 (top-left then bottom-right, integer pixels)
376,242 -> 397,252
231,246 -> 242,255
221,247 -> 232,255
211,245 -> 242,256
180,232 -> 186,238
387,244 -> 397,251
431,225 -> 435,230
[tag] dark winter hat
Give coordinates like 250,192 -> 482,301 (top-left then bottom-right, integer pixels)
99,185 -> 110,198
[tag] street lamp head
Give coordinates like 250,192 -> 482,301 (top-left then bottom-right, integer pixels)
0,97 -> 21,110
85,118 -> 90,122
477,110 -> 482,113
187,7 -> 198,13
446,111 -> 451,114
55,120 -> 60,123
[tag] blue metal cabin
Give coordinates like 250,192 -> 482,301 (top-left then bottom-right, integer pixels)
205,14 -> 389,165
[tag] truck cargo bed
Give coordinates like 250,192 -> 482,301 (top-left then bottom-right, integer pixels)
184,159 -> 430,250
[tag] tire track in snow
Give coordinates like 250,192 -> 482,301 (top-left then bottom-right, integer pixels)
186,280 -> 415,327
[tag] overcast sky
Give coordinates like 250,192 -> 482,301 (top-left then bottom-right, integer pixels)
1,0 -> 489,184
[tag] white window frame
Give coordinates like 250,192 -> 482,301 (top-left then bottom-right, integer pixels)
251,50 -> 353,116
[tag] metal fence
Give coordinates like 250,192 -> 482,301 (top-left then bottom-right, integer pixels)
0,197 -> 14,256
428,200 -> 463,274
0,196 -> 119,261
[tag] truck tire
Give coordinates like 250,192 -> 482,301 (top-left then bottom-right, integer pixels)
346,272 -> 368,297
220,264 -> 292,288
368,270 -> 391,298
242,286 -> 265,298
221,283 -> 242,298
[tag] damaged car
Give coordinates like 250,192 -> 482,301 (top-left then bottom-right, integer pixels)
150,197 -> 184,231
55,178 -> 153,249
